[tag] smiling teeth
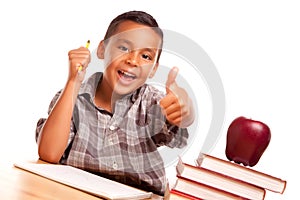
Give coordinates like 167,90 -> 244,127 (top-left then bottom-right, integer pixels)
120,70 -> 136,78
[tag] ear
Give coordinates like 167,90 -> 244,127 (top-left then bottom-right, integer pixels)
148,63 -> 159,78
97,40 -> 105,59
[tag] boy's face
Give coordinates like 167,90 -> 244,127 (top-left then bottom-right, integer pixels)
98,20 -> 162,96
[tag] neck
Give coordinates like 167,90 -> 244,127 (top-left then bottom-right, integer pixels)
95,78 -> 122,113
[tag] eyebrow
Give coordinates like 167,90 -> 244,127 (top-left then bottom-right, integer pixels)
116,38 -> 132,45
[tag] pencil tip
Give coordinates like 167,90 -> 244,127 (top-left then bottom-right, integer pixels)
85,40 -> 90,49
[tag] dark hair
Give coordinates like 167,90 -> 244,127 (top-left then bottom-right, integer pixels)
104,10 -> 163,61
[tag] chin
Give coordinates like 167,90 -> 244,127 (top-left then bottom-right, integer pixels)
112,87 -> 134,97
113,83 -> 142,96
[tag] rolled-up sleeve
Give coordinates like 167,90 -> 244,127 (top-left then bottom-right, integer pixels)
35,90 -> 76,157
35,91 -> 62,143
150,121 -> 189,149
165,122 -> 189,148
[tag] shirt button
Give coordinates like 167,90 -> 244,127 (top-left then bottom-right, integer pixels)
109,125 -> 116,131
112,162 -> 118,169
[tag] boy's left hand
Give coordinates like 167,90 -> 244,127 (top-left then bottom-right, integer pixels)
160,67 -> 195,128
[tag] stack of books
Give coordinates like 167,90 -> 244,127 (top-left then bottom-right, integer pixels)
167,153 -> 286,200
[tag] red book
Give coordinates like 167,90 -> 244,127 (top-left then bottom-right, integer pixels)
176,158 -> 265,200
196,153 -> 286,193
167,189 -> 202,200
172,176 -> 248,200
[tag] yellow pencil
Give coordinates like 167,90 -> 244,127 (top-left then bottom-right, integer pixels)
78,40 -> 90,72
85,40 -> 90,49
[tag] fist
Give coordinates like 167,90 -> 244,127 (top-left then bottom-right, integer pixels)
68,46 -> 91,82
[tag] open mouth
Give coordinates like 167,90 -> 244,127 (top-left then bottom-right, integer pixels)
118,70 -> 137,81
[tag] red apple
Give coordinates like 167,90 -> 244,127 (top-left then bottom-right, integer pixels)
225,116 -> 271,167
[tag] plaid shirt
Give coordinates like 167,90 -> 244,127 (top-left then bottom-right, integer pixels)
36,72 -> 188,195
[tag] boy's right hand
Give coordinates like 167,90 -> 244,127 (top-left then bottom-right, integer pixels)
68,47 -> 91,83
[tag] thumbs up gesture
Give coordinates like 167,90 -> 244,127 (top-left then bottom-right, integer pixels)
160,67 -> 195,128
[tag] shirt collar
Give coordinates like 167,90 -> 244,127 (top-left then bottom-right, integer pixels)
78,72 -> 102,102
118,85 -> 149,103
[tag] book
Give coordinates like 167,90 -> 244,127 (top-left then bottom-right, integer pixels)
167,189 -> 201,200
171,176 -> 247,200
196,153 -> 287,193
176,158 -> 265,200
14,162 -> 153,200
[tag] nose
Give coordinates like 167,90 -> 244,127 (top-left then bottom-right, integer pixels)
125,51 -> 139,67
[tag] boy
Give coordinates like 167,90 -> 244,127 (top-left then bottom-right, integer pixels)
36,10 -> 194,195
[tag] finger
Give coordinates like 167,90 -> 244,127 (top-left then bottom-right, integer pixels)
159,93 -> 177,108
69,51 -> 91,68
163,103 -> 181,116
166,112 -> 182,124
68,47 -> 89,55
165,67 -> 179,93
171,117 -> 182,126
68,52 -> 90,60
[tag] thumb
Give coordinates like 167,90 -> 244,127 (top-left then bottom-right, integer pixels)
166,67 -> 179,93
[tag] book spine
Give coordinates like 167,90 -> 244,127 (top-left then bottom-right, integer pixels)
176,176 -> 249,200
170,189 -> 202,200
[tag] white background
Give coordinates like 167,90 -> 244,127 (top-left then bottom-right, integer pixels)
0,0 -> 299,199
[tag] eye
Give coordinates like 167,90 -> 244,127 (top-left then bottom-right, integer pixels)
118,45 -> 129,52
142,54 -> 152,60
